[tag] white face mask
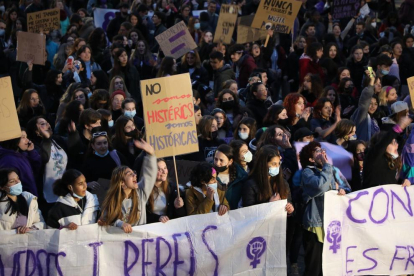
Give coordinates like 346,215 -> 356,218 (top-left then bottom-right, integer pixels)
108,120 -> 114,127
243,151 -> 253,163
390,152 -> 399,159
238,131 -> 249,140
207,183 -> 217,192
371,22 -> 377,28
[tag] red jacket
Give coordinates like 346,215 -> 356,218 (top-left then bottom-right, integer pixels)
299,55 -> 325,84
234,55 -> 257,88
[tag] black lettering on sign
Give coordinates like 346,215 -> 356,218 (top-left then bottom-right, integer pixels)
145,83 -> 162,96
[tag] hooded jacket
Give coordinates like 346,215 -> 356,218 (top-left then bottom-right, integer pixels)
47,191 -> 100,229
0,192 -> 45,231
0,147 -> 41,196
299,54 -> 325,84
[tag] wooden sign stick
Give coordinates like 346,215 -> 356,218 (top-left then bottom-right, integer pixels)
173,155 -> 181,198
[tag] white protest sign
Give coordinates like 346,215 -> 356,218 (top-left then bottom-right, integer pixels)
0,201 -> 287,275
323,185 -> 414,275
93,8 -> 119,31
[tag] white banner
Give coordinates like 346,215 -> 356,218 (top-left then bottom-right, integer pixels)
0,201 -> 287,275
323,185 -> 414,275
93,8 -> 119,31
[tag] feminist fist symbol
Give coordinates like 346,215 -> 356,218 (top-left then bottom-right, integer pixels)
246,237 -> 267,268
326,220 -> 342,254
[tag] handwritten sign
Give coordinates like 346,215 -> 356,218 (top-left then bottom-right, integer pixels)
0,77 -> 21,142
93,8 -> 118,31
155,21 -> 197,59
237,16 -> 267,44
17,31 -> 46,65
251,0 -> 301,34
140,73 -> 198,158
323,185 -> 414,275
332,0 -> 360,20
408,77 -> 414,110
213,5 -> 239,44
0,201 -> 287,275
27,8 -> 60,33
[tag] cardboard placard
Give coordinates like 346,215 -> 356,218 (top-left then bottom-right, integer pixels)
332,0 -> 360,20
408,77 -> 414,110
155,21 -> 197,59
237,16 -> 267,44
213,5 -> 239,44
140,73 -> 198,158
165,160 -> 199,185
251,0 -> 301,34
27,8 -> 60,33
0,77 -> 21,142
17,31 -> 46,65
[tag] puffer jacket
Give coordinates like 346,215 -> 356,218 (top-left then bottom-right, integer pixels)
0,192 -> 45,230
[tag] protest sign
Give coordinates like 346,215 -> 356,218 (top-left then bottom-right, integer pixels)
93,8 -> 119,31
407,77 -> 414,109
213,5 -> 239,44
27,8 -> 60,33
294,142 -> 354,179
236,15 -> 267,44
0,201 -> 287,275
17,31 -> 46,65
140,73 -> 198,158
165,160 -> 199,184
251,0 -> 301,34
323,185 -> 414,275
332,0 -> 360,20
155,21 -> 197,59
0,77 -> 21,142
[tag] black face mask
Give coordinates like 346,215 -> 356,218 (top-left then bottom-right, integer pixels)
344,85 -> 354,93
125,128 -> 139,139
221,100 -> 235,110
357,152 -> 364,161
211,130 -> 218,139
278,118 -> 290,126
214,165 -> 228,173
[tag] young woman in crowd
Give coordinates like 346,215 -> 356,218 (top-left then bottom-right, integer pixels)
177,50 -> 208,88
337,77 -> 357,118
310,98 -> 341,143
283,93 -> 311,137
298,73 -> 324,107
130,39 -> 157,80
334,119 -> 356,148
185,162 -> 229,215
55,83 -> 83,124
76,45 -> 102,80
348,140 -> 366,191
262,105 -> 289,128
247,82 -> 269,128
108,75 -> 130,97
100,140 -> 156,233
229,140 -> 253,173
17,89 -> 46,128
233,117 -> 257,145
213,144 -> 248,210
378,86 -> 399,117
71,88 -> 90,109
110,90 -> 126,122
216,89 -> 251,125
122,98 -> 145,131
0,168 -> 45,232
321,86 -> 340,110
90,70 -> 110,90
90,89 -> 111,110
156,56 -> 177,77
47,169 -> 100,229
299,42 -> 324,84
146,159 -> 186,223
56,100 -> 84,137
346,45 -> 368,93
211,108 -> 232,139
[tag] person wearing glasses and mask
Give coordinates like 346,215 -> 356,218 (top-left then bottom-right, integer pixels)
47,169 -> 100,229
99,140 -> 156,233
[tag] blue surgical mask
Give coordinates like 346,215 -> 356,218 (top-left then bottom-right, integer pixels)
381,69 -> 389,75
87,92 -> 93,98
95,150 -> 109,157
108,120 -> 114,127
72,191 -> 84,199
238,131 -> 249,140
349,134 -> 357,141
194,23 -> 200,30
269,167 -> 280,177
124,110 -> 136,118
9,182 -> 23,196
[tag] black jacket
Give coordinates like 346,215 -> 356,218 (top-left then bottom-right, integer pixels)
246,98 -> 268,128
242,177 -> 292,207
213,64 -> 235,97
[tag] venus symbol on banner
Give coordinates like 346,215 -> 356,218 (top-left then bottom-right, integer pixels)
246,237 -> 267,268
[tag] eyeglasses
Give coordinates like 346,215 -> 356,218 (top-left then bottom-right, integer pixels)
314,148 -> 326,154
92,131 -> 107,138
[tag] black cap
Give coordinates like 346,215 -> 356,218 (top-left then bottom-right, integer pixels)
293,127 -> 318,141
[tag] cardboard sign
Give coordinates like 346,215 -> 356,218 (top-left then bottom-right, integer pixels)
0,201 -> 287,275
165,160 -> 199,184
155,21 -> 197,59
213,5 -> 239,44
0,77 -> 21,142
93,8 -> 119,31
408,77 -> 414,109
323,185 -> 414,275
332,0 -> 360,20
27,8 -> 60,33
237,16 -> 268,44
140,73 -> 198,158
251,0 -> 301,34
17,31 -> 46,65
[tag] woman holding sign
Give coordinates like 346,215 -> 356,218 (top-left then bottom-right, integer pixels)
99,140 -> 156,233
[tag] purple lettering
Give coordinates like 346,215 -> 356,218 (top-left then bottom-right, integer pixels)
25,250 -> 36,276
346,191 -> 369,223
0,254 -> 3,276
390,246 -> 407,270
172,234 -> 184,276
89,242 -> 103,276
184,232 -> 196,275
406,246 -> 414,270
391,187 -> 413,219
357,248 -> 379,273
369,188 -> 389,224
124,241 -> 139,276
155,237 -> 172,276
346,246 -> 357,274
142,238 -> 154,275
202,225 -> 219,276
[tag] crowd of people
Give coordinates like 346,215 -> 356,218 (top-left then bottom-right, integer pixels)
1,0 -> 414,275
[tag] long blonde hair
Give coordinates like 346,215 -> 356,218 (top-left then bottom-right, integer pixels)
101,166 -> 140,225
147,159 -> 170,212
378,86 -> 393,106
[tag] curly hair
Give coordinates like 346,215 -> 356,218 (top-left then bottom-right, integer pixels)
190,162 -> 214,187
299,141 -> 321,168
283,93 -> 306,125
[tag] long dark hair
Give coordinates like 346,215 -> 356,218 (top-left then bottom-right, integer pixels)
215,144 -> 236,183
53,169 -> 84,197
112,48 -> 130,76
229,139 -> 248,166
58,100 -> 83,136
368,131 -> 402,171
112,115 -> 139,147
92,70 -> 110,90
0,168 -> 28,216
249,145 -> 286,202
156,56 -> 175,77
